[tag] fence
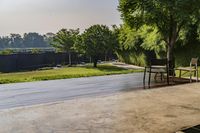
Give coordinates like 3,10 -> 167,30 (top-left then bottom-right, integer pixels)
0,52 -> 91,72
0,52 -> 116,72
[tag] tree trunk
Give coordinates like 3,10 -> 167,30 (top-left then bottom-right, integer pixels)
105,51 -> 108,61
68,52 -> 72,66
93,57 -> 98,68
90,57 -> 92,63
167,41 -> 175,76
167,17 -> 177,76
167,44 -> 172,61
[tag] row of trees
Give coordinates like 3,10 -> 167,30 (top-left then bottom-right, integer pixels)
52,0 -> 200,70
1,0 -> 199,70
0,26 -> 118,68
51,25 -> 118,67
0,33 -> 51,48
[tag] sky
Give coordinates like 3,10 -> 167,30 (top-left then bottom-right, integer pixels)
0,0 -> 122,36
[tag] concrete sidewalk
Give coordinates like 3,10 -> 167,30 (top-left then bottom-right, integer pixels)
0,83 -> 200,133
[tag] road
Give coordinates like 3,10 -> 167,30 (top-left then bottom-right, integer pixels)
0,73 -> 145,110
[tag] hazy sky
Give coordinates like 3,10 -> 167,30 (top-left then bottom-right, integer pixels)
0,0 -> 121,36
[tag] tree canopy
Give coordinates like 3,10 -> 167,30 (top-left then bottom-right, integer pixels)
119,0 -> 200,68
81,25 -> 115,67
23,33 -> 49,48
51,29 -> 79,65
0,33 -> 50,49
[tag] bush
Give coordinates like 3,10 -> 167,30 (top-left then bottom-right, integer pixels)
0,49 -> 14,55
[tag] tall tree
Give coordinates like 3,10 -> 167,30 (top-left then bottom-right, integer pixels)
119,0 -> 200,70
81,25 -> 114,67
0,36 -> 11,49
44,32 -> 55,45
10,34 -> 23,48
51,29 -> 79,65
23,32 -> 48,48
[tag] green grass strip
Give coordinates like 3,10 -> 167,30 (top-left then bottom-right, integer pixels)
0,64 -> 143,84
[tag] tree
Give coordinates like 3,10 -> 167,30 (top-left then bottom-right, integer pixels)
10,34 -> 23,48
51,29 -> 79,65
23,32 -> 48,48
44,32 -> 55,46
0,33 -> 50,49
81,25 -> 115,67
116,24 -> 159,66
119,0 -> 200,70
0,36 -> 11,49
0,49 -> 14,55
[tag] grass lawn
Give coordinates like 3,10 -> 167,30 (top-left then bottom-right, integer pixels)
0,64 -> 143,84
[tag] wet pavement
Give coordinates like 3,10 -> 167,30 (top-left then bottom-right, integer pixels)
0,73 -> 147,110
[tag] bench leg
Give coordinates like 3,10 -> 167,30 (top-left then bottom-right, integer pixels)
167,72 -> 169,85
172,69 -> 175,82
161,73 -> 163,81
190,71 -> 192,83
143,68 -> 146,88
148,71 -> 151,88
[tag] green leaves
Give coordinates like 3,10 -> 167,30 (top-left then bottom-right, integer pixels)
81,25 -> 115,57
139,25 -> 165,52
119,0 -> 200,42
117,24 -> 165,55
80,24 -> 117,67
51,29 -> 79,53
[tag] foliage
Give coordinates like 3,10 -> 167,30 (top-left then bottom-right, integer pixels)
116,25 -> 145,66
175,23 -> 200,66
0,49 -> 14,55
117,51 -> 147,66
0,33 -> 50,49
10,34 -> 23,48
81,25 -> 116,67
74,35 -> 85,55
118,0 -> 200,69
51,29 -> 79,65
116,24 -> 158,66
51,29 -> 79,52
117,24 -> 164,52
116,22 -> 200,67
23,33 -> 49,47
139,25 -> 165,53
119,0 -> 200,40
31,48 -> 41,54
0,65 -> 142,84
0,36 -> 12,48
44,32 -> 55,45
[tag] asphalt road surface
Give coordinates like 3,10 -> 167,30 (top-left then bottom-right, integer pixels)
0,73 -> 145,110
